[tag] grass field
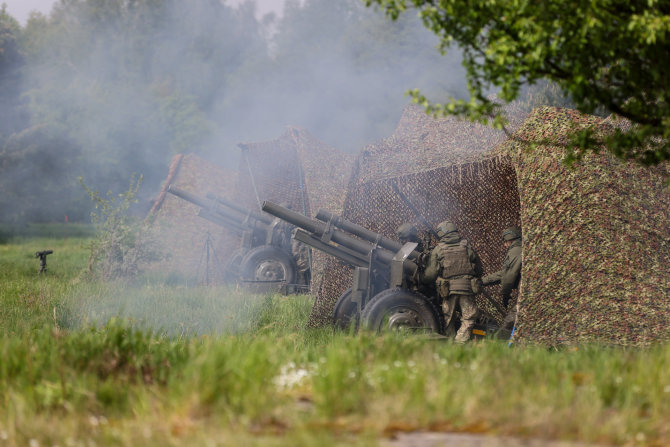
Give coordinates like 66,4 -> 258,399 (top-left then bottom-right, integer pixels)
1,233 -> 669,446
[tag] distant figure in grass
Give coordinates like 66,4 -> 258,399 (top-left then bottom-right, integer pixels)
35,250 -> 53,274
482,226 -> 522,330
422,221 -> 483,343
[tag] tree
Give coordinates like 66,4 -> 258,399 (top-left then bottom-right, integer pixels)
0,5 -> 26,137
364,0 -> 670,166
11,0 -> 267,221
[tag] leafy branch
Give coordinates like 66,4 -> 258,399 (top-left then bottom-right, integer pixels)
80,174 -> 162,280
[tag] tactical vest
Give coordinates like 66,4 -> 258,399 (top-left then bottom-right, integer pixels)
438,240 -> 476,279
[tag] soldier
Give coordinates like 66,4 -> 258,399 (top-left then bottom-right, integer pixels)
291,228 -> 311,286
422,221 -> 483,342
396,223 -> 423,251
482,226 -> 522,330
276,203 -> 311,286
397,223 -> 430,292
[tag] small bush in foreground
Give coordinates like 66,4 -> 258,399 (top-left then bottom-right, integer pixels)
80,175 -> 163,280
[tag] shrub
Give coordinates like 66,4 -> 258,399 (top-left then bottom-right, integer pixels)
80,175 -> 163,280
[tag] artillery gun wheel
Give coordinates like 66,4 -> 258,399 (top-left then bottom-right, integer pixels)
240,245 -> 297,285
222,248 -> 247,283
332,288 -> 359,330
361,288 -> 445,334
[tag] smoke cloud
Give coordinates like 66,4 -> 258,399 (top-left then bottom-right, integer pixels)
0,0 -> 469,223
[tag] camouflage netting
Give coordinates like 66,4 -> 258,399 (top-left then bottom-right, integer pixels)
147,154 -> 239,283
504,107 -> 670,345
356,102 -> 528,183
236,127 -> 354,290
309,104 -> 529,328
310,104 -> 669,346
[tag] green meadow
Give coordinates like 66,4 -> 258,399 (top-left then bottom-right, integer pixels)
1,234 -> 668,447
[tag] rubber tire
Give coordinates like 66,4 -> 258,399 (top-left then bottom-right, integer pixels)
240,245 -> 297,284
222,247 -> 247,283
332,288 -> 359,330
361,287 -> 445,334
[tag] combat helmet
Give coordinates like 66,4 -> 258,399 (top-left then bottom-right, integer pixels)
502,226 -> 522,241
436,220 -> 458,239
396,223 -> 419,242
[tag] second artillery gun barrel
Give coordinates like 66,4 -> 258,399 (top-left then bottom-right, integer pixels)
166,184 -> 267,232
205,192 -> 274,225
262,201 -> 418,275
315,209 -> 421,261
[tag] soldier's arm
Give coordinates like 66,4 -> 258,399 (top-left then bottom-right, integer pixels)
421,250 -> 440,284
482,269 -> 504,286
500,248 -> 522,296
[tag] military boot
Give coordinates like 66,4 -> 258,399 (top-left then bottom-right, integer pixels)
454,320 -> 474,343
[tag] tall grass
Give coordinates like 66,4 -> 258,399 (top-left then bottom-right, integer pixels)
1,236 -> 669,446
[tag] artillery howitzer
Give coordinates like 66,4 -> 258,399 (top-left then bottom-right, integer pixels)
262,201 -> 501,335
167,185 -> 308,292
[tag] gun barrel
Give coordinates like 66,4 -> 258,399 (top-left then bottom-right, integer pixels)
197,209 -> 247,234
206,193 -> 274,225
167,185 -> 265,230
315,209 -> 421,260
167,185 -> 211,210
262,201 -> 417,275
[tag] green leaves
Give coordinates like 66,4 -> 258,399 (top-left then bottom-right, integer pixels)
366,0 -> 670,167
80,174 -> 163,280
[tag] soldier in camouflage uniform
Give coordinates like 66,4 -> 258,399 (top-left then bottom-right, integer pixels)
397,223 -> 432,293
396,223 -> 424,252
482,226 -> 522,330
291,229 -> 311,286
422,221 -> 483,342
276,203 -> 311,286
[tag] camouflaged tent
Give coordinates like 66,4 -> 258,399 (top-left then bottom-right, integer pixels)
310,104 -> 528,328
310,104 -> 669,346
235,126 -> 354,290
504,107 -> 670,345
148,154 -> 239,283
148,128 -> 352,288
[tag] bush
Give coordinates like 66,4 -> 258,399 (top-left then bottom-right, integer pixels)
80,175 -> 163,280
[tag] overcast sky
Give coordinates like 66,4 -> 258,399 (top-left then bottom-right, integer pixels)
2,0 -> 288,24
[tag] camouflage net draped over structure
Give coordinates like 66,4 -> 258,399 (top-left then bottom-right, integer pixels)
356,103 -> 527,183
505,107 -> 670,345
147,128 -> 352,288
148,154 -> 239,283
310,104 -> 527,327
310,104 -> 670,346
236,127 -> 353,290
311,157 -> 521,327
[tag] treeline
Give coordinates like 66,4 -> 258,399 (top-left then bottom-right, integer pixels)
0,0 -> 468,224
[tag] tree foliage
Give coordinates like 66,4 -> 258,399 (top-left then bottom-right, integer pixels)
0,5 -> 26,137
0,0 -> 470,224
365,0 -> 670,166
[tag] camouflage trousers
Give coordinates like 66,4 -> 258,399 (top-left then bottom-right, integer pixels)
441,294 -> 478,343
291,240 -> 311,284
503,307 -> 517,330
